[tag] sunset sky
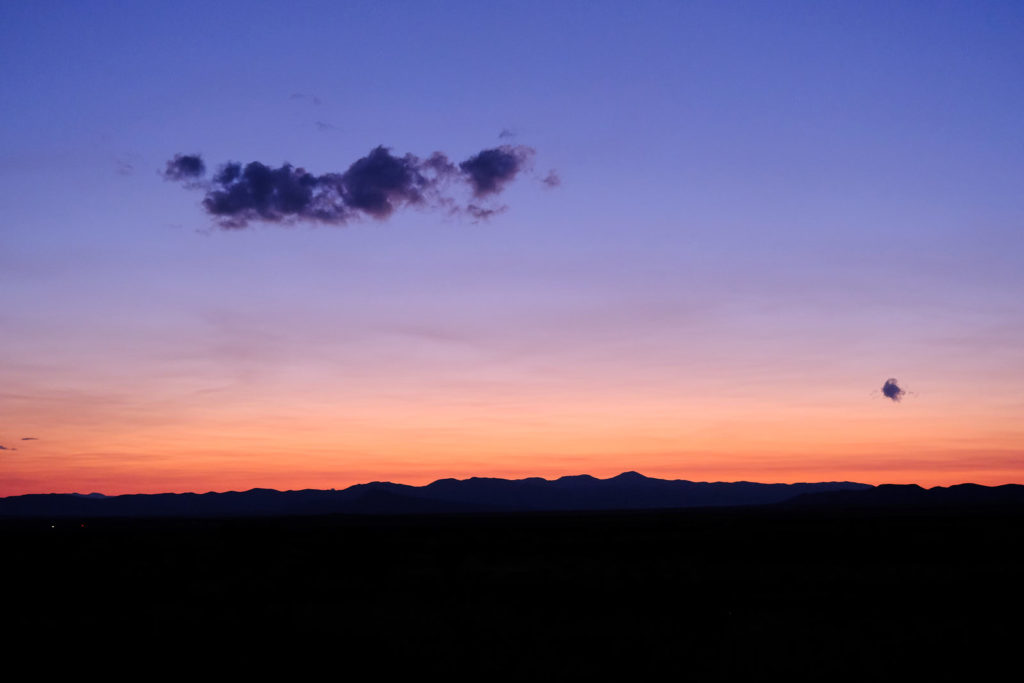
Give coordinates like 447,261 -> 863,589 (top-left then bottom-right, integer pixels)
2,1 -> 1023,495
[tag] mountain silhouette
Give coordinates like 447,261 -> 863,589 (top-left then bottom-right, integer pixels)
785,482 -> 1024,507
0,472 -> 874,518
6,474 -> 1021,518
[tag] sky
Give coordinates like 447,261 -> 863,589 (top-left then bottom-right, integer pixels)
2,0 -> 1023,495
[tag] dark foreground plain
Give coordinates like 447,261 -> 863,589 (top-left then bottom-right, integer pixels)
5,505 -> 1022,678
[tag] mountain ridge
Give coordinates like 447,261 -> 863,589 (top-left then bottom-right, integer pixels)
2,472 -> 1020,518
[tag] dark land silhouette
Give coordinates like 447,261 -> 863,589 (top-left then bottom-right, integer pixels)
4,474 -> 1022,677
0,471 -> 897,517
5,472 -> 1024,518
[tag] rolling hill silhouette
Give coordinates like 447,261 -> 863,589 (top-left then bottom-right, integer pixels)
0,472 -> 872,517
5,473 -> 1021,518
785,482 -> 1024,507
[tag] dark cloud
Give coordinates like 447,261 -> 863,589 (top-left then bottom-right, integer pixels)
163,154 -> 206,180
459,145 -> 533,197
882,378 -> 905,402
0,445 -> 15,451
21,437 -> 38,441
202,161 -> 326,227
498,128 -> 517,139
167,143 -> 549,228
339,146 -> 437,218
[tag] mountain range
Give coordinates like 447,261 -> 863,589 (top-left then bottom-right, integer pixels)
3,473 -> 1023,518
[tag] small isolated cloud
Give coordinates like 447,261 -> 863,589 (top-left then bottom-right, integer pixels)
21,437 -> 38,441
498,128 -> 517,139
542,170 -> 561,188
882,378 -> 906,402
165,143 -> 548,228
163,154 -> 206,181
315,121 -> 337,132
0,445 -> 15,451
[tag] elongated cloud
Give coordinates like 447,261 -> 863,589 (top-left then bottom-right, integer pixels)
165,144 -> 540,228
882,378 -> 905,402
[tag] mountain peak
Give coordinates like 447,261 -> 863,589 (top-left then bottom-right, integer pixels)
609,471 -> 648,481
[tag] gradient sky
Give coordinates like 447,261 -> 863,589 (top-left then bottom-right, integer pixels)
2,1 -> 1023,495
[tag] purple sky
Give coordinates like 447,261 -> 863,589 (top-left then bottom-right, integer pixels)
2,1 -> 1023,494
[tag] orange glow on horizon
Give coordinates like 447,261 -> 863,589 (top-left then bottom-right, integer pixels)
5,360 -> 1022,496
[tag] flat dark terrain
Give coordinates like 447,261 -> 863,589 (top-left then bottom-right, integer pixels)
5,505 -> 1022,677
